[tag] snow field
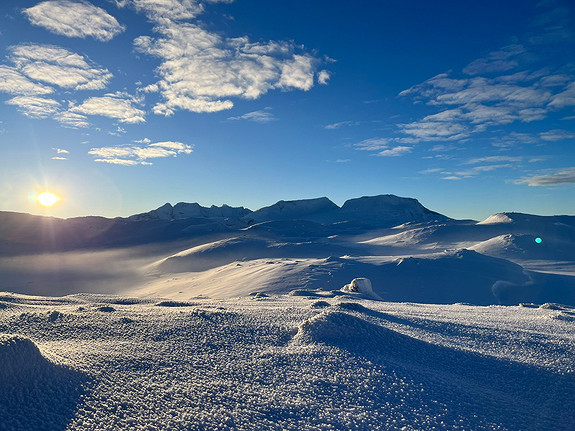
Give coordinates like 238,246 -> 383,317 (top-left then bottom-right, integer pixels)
1,292 -> 574,430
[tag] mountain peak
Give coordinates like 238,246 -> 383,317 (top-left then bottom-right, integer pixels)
339,194 -> 449,226
244,197 -> 339,224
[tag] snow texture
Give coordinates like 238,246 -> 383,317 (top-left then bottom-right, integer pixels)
0,294 -> 574,430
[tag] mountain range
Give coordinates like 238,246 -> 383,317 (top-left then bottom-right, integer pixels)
1,194 -> 574,306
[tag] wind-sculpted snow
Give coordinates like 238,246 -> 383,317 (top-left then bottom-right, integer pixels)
0,334 -> 87,430
1,294 -> 574,430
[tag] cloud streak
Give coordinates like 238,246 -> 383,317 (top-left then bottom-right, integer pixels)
228,108 -> 277,123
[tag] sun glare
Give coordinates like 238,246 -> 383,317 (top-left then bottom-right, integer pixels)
37,192 -> 59,207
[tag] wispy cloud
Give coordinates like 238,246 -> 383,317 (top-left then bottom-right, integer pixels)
133,19 -> 326,115
397,17 -> 575,145
70,92 -> 145,123
228,108 -> 277,123
352,138 -> 413,158
324,120 -> 359,130
6,96 -> 60,118
462,44 -> 526,76
539,129 -> 575,141
515,167 -> 575,186
54,111 -> 89,128
464,155 -> 523,165
89,141 -> 193,165
376,146 -> 412,157
353,138 -> 389,152
23,0 -> 125,42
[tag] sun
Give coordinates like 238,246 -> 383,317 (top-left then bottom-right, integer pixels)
37,192 -> 59,207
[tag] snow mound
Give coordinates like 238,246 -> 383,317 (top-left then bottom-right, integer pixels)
0,334 -> 48,382
295,310 -> 387,346
0,334 -> 87,430
478,213 -> 514,224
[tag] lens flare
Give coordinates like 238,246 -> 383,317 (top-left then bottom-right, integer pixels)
535,237 -> 542,244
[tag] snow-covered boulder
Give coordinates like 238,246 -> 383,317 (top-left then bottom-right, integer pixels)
341,278 -> 381,299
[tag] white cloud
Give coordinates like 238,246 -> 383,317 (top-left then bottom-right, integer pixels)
54,148 -> 70,154
51,156 -> 68,160
134,20 -> 326,114
0,66 -> 53,95
149,141 -> 193,153
23,0 -> 125,41
228,108 -> 276,123
318,70 -> 331,85
10,44 -> 112,91
89,141 -> 193,165
376,146 -> 412,157
515,168 -> 575,186
71,93 -> 145,123
279,55 -> 315,91
131,0 -> 204,21
5,96 -> 60,118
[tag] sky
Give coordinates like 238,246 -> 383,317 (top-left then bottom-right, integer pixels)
0,0 -> 574,220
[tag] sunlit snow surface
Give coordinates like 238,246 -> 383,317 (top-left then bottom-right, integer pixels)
1,292 -> 574,430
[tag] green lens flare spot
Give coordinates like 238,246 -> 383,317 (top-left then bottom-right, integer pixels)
535,237 -> 542,244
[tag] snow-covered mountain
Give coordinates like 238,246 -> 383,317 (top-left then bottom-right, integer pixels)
339,194 -> 449,226
243,197 -> 339,224
243,194 -> 449,227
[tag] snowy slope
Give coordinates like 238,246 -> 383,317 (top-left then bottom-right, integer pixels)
1,293 -> 574,430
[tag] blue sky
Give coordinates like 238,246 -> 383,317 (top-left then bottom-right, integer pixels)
1,0 -> 574,220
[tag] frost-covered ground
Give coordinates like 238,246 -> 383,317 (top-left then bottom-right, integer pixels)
1,291 -> 574,430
